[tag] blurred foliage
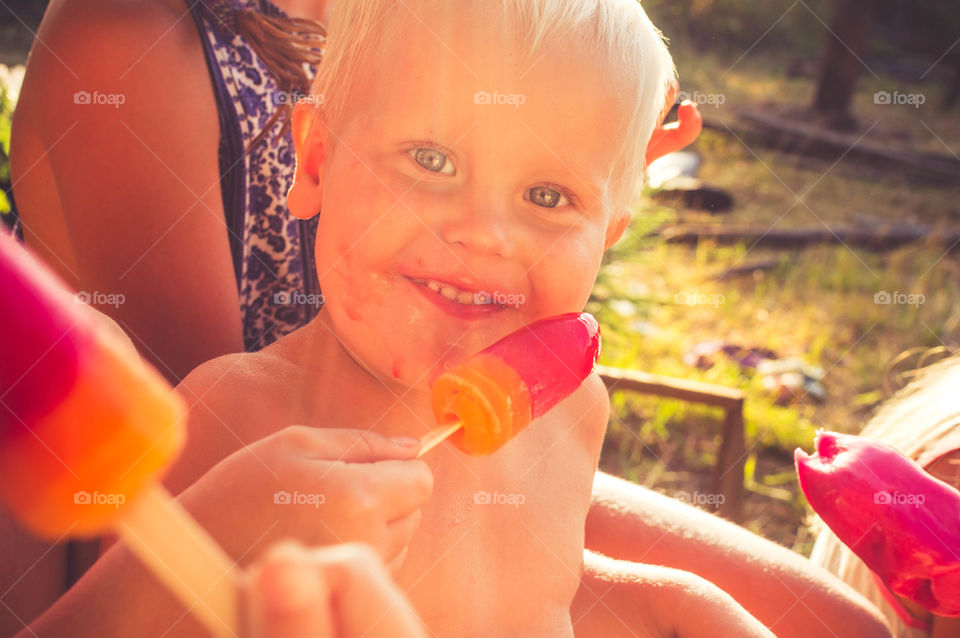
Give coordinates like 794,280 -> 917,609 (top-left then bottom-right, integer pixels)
646,0 -> 833,58
0,75 -> 13,219
593,32 -> 960,545
646,0 -> 959,73
0,0 -> 48,26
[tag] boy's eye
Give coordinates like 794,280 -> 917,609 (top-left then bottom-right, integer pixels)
410,148 -> 456,175
527,185 -> 570,208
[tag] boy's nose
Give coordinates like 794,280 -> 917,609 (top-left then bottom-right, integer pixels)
440,206 -> 516,259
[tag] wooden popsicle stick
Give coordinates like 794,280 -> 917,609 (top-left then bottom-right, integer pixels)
117,483 -> 239,637
417,421 -> 463,457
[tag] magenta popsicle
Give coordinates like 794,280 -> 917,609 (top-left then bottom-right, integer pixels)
795,430 -> 960,617
428,312 -> 601,456
0,233 -> 84,437
0,232 -> 184,536
484,312 -> 601,418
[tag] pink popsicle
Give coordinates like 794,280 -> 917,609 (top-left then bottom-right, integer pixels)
483,312 -> 601,419
795,430 -> 960,617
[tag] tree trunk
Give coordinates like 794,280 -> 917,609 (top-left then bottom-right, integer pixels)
811,0 -> 873,130
943,62 -> 960,110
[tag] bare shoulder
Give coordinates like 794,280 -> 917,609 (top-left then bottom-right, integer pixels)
535,372 -> 610,477
164,351 -> 299,494
18,0 -> 214,134
177,349 -> 299,442
565,372 -> 611,451
29,0 -> 203,76
14,0 -> 220,222
38,0 -> 198,56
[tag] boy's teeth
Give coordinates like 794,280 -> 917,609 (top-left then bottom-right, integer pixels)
415,277 -> 494,306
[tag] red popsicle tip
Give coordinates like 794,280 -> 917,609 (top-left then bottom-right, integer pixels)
814,429 -> 840,463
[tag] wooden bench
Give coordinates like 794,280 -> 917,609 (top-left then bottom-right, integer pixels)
596,365 -> 746,521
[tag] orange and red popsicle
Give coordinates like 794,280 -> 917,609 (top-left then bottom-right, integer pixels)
0,233 -> 237,635
0,239 -> 184,536
426,313 -> 601,455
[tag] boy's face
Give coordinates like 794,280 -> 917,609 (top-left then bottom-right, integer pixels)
291,4 -> 634,389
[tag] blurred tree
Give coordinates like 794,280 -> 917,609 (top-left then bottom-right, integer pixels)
945,67 -> 960,110
645,0 -> 832,59
873,0 -> 960,110
811,0 -> 874,130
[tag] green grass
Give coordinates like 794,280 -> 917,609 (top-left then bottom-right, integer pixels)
593,46 -> 960,551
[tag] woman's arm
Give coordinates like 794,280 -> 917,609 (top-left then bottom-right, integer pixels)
10,0 -> 243,383
586,471 -> 891,638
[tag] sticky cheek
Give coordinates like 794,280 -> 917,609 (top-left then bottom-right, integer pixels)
331,244 -> 365,321
326,235 -> 393,323
332,266 -> 386,323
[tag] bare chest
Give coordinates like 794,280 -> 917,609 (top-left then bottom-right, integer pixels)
395,416 -> 595,636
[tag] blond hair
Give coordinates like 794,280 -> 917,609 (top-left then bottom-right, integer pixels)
861,352 -> 960,461
312,0 -> 675,209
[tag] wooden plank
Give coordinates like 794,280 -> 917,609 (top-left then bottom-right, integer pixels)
598,365 -> 745,521
597,365 -> 744,409
656,224 -> 960,250
712,408 -> 746,521
704,110 -> 960,184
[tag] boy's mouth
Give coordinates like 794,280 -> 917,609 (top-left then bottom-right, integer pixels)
406,276 -> 520,319
411,277 -> 493,305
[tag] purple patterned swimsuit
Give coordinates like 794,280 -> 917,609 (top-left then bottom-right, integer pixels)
189,0 -> 322,351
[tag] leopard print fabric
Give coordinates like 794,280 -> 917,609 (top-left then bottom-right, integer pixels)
190,0 -> 323,351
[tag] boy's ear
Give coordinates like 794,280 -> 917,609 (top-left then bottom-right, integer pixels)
604,210 -> 631,250
287,100 -> 328,220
